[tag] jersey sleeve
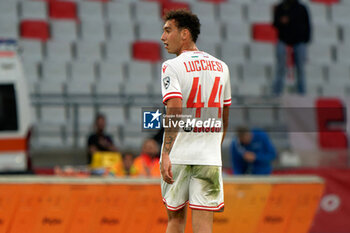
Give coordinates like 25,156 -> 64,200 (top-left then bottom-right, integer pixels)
161,62 -> 183,105
223,64 -> 232,106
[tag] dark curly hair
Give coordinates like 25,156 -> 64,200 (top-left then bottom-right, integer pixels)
164,9 -> 201,43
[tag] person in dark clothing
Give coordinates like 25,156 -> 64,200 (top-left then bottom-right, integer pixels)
272,0 -> 311,95
230,127 -> 276,175
87,113 -> 118,164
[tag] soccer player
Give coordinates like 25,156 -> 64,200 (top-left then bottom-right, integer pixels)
160,10 -> 231,233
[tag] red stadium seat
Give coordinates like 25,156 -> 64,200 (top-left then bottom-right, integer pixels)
49,1 -> 77,20
20,20 -> 50,41
33,168 -> 55,175
161,1 -> 190,17
133,41 -> 162,62
316,98 -> 347,149
311,0 -> 339,4
252,23 -> 277,43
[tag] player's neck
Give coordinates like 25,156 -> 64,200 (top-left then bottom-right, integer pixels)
177,43 -> 198,56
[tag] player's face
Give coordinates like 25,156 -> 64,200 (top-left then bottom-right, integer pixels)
161,19 -> 183,55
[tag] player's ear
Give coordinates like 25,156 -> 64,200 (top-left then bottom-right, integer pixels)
181,28 -> 190,41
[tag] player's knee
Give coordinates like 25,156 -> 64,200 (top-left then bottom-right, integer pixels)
168,210 -> 186,225
168,215 -> 185,224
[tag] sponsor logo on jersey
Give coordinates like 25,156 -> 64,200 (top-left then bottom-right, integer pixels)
163,118 -> 222,133
183,124 -> 193,132
162,64 -> 168,73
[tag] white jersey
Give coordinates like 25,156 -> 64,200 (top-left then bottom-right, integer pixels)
161,51 -> 231,166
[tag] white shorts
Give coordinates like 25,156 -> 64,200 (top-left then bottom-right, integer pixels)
161,165 -> 224,212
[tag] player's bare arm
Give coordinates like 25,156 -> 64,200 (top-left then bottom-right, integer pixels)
161,98 -> 182,184
222,106 -> 230,145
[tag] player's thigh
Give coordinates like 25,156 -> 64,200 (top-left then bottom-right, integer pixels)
162,164 -> 192,210
188,165 -> 224,211
192,209 -> 213,233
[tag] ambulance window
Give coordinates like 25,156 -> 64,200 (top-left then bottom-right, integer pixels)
0,84 -> 18,131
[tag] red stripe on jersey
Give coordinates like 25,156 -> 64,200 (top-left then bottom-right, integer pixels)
163,92 -> 182,104
163,92 -> 182,99
224,99 -> 231,106
163,95 -> 182,104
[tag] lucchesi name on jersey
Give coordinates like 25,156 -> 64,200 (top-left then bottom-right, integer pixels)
183,59 -> 224,73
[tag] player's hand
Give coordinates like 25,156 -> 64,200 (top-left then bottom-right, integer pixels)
243,152 -> 256,163
161,153 -> 174,184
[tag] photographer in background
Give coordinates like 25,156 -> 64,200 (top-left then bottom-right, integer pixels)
230,127 -> 276,175
87,113 -> 119,164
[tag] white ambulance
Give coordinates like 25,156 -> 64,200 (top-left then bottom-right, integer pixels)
0,39 -> 32,172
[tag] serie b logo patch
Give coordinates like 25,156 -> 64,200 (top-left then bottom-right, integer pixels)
163,76 -> 170,89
